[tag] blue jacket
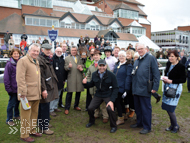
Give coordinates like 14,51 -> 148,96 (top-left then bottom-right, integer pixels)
132,53 -> 160,97
113,61 -> 133,93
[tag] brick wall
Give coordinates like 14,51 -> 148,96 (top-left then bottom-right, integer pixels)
178,26 -> 190,32
141,24 -> 151,39
0,7 -> 21,21
21,5 -> 53,15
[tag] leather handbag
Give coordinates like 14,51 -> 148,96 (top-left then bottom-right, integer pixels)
165,85 -> 179,98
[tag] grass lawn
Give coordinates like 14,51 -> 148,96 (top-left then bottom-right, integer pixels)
0,82 -> 190,143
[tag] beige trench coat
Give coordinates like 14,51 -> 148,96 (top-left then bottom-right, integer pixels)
64,55 -> 84,92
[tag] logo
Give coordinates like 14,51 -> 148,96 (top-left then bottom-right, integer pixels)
48,30 -> 58,42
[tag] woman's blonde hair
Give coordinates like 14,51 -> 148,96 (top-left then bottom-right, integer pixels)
126,49 -> 134,58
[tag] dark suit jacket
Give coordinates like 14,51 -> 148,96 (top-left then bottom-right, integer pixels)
165,61 -> 186,84
179,56 -> 187,66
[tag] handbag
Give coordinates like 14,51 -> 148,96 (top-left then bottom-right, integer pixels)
147,56 -> 153,92
165,85 -> 179,98
165,64 -> 178,98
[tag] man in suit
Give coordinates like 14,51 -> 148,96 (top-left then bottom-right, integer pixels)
64,46 -> 84,115
58,43 -> 69,108
179,51 -> 187,66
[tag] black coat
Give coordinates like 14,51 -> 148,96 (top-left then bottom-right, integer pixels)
42,39 -> 49,44
52,54 -> 67,90
165,61 -> 186,84
21,34 -> 28,41
83,69 -> 118,102
179,56 -> 187,66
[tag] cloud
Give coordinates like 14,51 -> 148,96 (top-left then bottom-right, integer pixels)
138,0 -> 190,31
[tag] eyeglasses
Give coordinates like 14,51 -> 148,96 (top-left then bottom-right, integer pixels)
119,55 -> 125,57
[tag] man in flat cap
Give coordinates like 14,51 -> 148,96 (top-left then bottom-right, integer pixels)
83,59 -> 118,133
37,43 -> 58,135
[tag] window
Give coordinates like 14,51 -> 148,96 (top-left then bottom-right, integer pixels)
53,20 -> 59,27
76,23 -> 80,29
33,18 -> 39,26
114,9 -> 139,20
81,24 -> 85,29
47,19 -> 52,27
60,22 -> 65,28
26,17 -> 32,25
40,19 -> 46,26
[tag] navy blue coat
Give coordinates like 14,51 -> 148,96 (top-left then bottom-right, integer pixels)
113,61 -> 133,93
132,53 -> 160,97
185,59 -> 190,77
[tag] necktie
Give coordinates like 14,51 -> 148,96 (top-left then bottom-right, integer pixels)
75,56 -> 77,63
95,63 -> 98,68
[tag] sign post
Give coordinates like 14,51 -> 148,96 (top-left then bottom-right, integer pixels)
48,25 -> 58,52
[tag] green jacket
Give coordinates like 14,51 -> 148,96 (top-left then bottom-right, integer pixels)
86,62 -> 110,95
83,57 -> 94,75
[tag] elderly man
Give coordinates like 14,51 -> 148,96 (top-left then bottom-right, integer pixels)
83,59 -> 118,133
38,44 -> 58,135
130,43 -> 160,134
52,47 -> 67,112
62,43 -> 69,59
16,43 -> 41,142
64,46 -> 84,115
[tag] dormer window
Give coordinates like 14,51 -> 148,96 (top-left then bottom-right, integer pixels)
114,9 -> 138,20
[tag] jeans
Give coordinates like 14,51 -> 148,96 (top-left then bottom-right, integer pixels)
6,93 -> 20,122
49,90 -> 61,112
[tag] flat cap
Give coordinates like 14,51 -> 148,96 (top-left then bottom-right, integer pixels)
42,43 -> 52,49
98,59 -> 106,66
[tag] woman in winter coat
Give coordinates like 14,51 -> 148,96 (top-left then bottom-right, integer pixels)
113,50 -> 133,125
162,50 -> 186,133
4,48 -> 21,126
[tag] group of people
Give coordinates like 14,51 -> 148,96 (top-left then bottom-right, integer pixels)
3,34 -> 188,142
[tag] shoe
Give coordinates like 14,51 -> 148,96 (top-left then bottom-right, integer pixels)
30,133 -> 42,137
6,121 -> 16,126
140,129 -> 151,134
171,126 -> 180,133
64,110 -> 69,115
50,111 -> 57,117
59,104 -> 65,108
48,124 -> 53,128
43,129 -> 54,135
126,108 -> 129,113
54,109 -> 62,112
95,116 -> 99,119
74,107 -> 81,111
13,116 -> 20,120
116,116 -> 124,125
110,127 -> 117,133
20,137 -> 35,142
128,111 -> 135,118
165,125 -> 173,131
130,124 -> 143,128
156,94 -> 161,103
86,123 -> 94,128
103,119 -> 109,123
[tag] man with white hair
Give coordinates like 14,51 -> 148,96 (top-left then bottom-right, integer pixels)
52,47 -> 67,113
130,43 -> 160,134
16,43 -> 42,142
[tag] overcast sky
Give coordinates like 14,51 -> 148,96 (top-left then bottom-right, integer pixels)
138,0 -> 190,32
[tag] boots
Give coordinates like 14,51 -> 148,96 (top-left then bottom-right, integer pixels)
116,116 -> 124,125
128,110 -> 135,118
126,108 -> 129,113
